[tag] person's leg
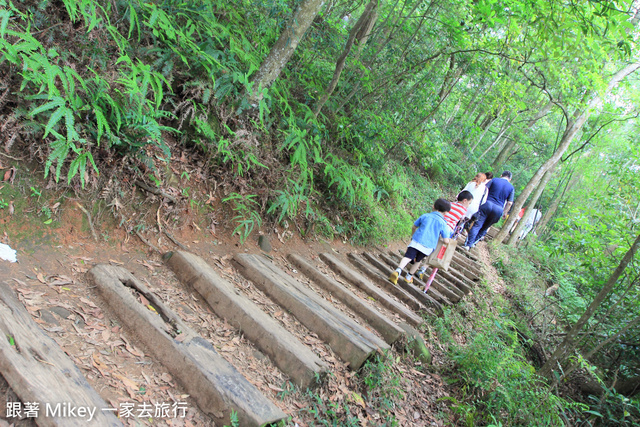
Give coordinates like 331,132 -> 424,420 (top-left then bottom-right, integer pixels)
390,247 -> 418,284
474,205 -> 502,243
398,257 -> 412,269
416,259 -> 428,279
408,262 -> 421,275
405,251 -> 427,283
466,205 -> 489,247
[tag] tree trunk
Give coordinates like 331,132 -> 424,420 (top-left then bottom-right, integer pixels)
445,100 -> 461,127
248,0 -> 326,104
492,100 -> 557,169
493,61 -> 640,244
507,167 -> 555,245
537,174 -> 580,234
538,233 -> 640,378
314,0 -> 378,117
437,54 -> 457,101
404,67 -> 464,135
616,376 -> 640,397
469,115 -> 498,153
559,315 -> 640,387
462,82 -> 490,126
528,100 -> 554,127
478,113 -> 516,160
491,136 -> 517,170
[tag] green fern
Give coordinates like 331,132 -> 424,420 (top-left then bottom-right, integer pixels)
222,193 -> 262,244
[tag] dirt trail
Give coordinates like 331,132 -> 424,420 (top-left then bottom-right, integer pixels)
0,202 -> 487,426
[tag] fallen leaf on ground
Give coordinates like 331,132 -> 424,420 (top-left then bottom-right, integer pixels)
113,372 -> 138,390
92,353 -> 111,377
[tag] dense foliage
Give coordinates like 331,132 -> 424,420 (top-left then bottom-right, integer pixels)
1,0 -> 639,424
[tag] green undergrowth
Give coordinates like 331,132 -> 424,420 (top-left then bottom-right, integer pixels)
430,244 -> 585,426
0,162 -> 66,242
0,0 -> 463,248
267,351 -> 408,426
433,241 -> 640,426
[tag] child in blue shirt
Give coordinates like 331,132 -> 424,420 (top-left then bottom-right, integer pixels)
389,198 -> 451,285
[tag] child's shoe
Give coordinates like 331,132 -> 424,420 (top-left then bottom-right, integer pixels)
417,267 -> 426,280
388,271 -> 399,285
405,274 -> 414,284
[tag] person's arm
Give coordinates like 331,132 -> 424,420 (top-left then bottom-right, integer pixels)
503,187 -> 515,219
411,225 -> 417,236
502,201 -> 513,219
439,226 -> 450,243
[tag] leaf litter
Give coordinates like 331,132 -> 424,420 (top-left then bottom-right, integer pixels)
0,196 -> 455,426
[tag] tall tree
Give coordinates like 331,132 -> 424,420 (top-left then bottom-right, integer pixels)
539,233 -> 640,378
248,0 -> 326,104
314,0 -> 379,117
494,61 -> 640,245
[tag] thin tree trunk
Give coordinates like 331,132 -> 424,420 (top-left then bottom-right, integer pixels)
494,61 -> 640,244
538,174 -> 579,234
437,55 -> 458,101
492,100 -> 556,169
248,0 -> 326,103
538,233 -> 640,378
507,168 -> 556,244
528,100 -> 554,127
615,376 -> 640,397
314,0 -> 378,117
445,99 -> 461,127
492,136 -> 517,169
469,115 -> 498,153
478,114 -> 516,160
402,68 -> 464,136
461,81 -> 491,125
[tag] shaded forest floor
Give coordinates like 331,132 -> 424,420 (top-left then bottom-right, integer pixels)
0,157 -> 510,426
0,158 -> 488,426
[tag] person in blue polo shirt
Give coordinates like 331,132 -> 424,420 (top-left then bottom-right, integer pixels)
389,198 -> 451,285
463,171 -> 515,250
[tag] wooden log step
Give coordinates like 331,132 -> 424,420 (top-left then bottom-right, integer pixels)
452,252 -> 481,277
452,249 -> 481,268
455,247 -> 480,263
384,250 -> 467,298
0,282 -> 122,427
346,253 -> 435,318
449,258 -> 479,282
361,252 -> 446,314
423,267 -> 472,295
164,251 -> 328,390
448,263 -> 479,286
379,252 -> 462,303
287,254 -> 404,345
394,246 -> 479,272
233,254 -> 389,370
385,249 -> 476,295
450,262 -> 481,282
319,253 -> 423,328
414,273 -> 464,302
486,226 -> 500,239
86,265 -> 286,427
367,251 -> 452,304
450,251 -> 479,271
